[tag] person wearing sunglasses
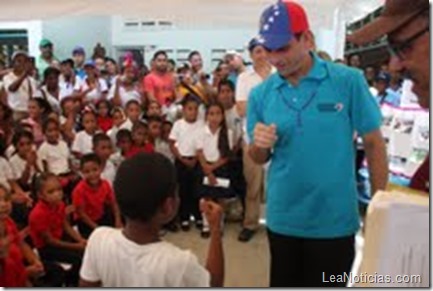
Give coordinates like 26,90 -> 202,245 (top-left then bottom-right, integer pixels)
348,0 -> 429,193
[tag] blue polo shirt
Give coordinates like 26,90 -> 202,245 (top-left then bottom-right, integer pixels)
247,54 -> 382,238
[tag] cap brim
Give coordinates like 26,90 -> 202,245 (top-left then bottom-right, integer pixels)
258,33 -> 293,51
347,12 -> 419,45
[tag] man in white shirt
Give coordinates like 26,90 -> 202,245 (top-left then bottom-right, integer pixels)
3,51 -> 38,121
235,38 -> 274,242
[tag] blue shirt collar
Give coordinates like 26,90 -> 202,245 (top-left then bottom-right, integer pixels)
272,52 -> 328,89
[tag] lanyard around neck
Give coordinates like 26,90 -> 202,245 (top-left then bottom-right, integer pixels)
278,79 -> 324,133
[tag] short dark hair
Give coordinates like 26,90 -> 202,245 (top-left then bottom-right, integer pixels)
181,93 -> 200,107
42,118 -> 59,133
80,153 -> 102,168
125,99 -> 140,109
114,153 -> 177,222
153,50 -> 168,61
12,130 -> 34,147
147,116 -> 163,125
163,120 -> 173,127
35,172 -> 58,194
105,57 -> 116,65
132,120 -> 148,132
218,79 -> 235,93
61,58 -> 74,68
116,129 -> 132,143
43,67 -> 60,80
188,51 -> 200,61
92,133 -> 111,148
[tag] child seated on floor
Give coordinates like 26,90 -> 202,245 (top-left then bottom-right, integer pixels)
92,133 -> 115,185
29,173 -> 86,287
0,184 -> 65,287
109,129 -> 133,168
127,120 -> 154,158
72,153 -> 122,239
79,153 -> 225,287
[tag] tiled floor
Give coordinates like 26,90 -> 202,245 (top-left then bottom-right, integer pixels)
164,221 -> 364,287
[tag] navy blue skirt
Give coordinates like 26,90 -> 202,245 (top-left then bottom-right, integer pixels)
196,163 -> 236,199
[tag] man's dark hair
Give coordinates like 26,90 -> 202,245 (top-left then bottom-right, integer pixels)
153,50 -> 168,61
114,153 -> 177,222
92,132 -> 111,148
60,59 -> 74,68
43,67 -> 61,81
116,129 -> 133,143
147,116 -> 163,125
218,79 -> 235,93
188,51 -> 200,61
80,153 -> 102,168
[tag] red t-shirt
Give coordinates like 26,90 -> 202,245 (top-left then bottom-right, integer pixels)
97,116 -> 113,133
126,143 -> 154,158
410,155 -> 429,193
0,218 -> 27,287
29,201 -> 66,249
72,179 -> 114,222
143,72 -> 175,106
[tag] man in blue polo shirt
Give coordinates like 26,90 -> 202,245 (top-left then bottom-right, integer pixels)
247,1 -> 388,287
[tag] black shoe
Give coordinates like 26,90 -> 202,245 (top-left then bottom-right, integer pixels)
181,221 -> 190,232
238,228 -> 256,242
201,227 -> 210,239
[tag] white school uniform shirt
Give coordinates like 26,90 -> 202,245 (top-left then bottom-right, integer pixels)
74,77 -> 108,102
3,72 -> 38,112
235,67 -> 275,144
196,124 -> 234,163
109,152 -> 125,169
169,119 -> 204,157
9,154 -> 36,184
80,227 -> 210,287
155,139 -> 174,163
71,131 -> 94,155
101,160 -> 116,185
107,85 -> 141,107
59,78 -> 75,100
37,140 -> 71,175
0,157 -> 15,190
39,86 -> 61,113
108,119 -> 133,145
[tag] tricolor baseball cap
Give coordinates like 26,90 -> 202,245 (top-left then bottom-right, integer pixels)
257,0 -> 310,51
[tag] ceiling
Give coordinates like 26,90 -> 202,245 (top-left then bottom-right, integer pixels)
1,0 -> 382,29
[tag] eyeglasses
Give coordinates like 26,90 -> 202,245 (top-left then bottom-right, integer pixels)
387,26 -> 429,59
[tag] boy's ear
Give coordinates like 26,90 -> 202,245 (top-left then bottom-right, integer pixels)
158,195 -> 178,224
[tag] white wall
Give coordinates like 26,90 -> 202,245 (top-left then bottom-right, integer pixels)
42,16 -> 112,60
0,20 -> 42,57
111,16 -> 256,72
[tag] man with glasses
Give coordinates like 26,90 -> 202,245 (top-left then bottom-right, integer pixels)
248,1 -> 388,287
348,0 -> 429,193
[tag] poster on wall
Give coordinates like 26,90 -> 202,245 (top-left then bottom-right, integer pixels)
380,102 -> 429,179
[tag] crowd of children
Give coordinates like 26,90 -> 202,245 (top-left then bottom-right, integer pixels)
0,45 -> 247,287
